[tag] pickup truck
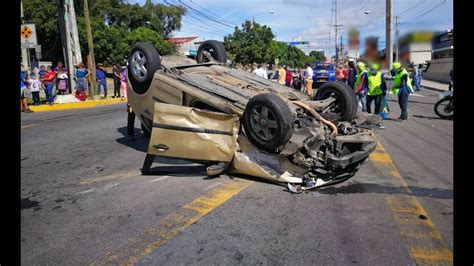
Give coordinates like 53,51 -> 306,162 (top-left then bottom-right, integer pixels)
312,61 -> 336,88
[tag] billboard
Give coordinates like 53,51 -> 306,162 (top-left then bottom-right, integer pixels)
364,36 -> 379,61
348,28 -> 360,50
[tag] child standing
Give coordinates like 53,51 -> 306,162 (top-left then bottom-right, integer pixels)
28,73 -> 42,106
56,69 -> 68,95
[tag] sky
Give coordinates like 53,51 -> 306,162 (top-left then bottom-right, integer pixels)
130,0 -> 453,56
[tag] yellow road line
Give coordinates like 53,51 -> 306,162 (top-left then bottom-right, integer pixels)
369,140 -> 453,265
29,98 -> 126,112
410,247 -> 453,262
95,178 -> 253,265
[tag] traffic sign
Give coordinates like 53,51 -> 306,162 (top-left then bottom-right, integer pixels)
288,41 -> 309,46
21,24 -> 37,49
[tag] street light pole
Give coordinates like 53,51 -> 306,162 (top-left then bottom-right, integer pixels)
395,15 -> 400,62
386,0 -> 393,71
252,11 -> 274,25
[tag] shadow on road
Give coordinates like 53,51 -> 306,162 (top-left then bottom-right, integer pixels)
115,126 -> 148,153
412,115 -> 446,120
315,181 -> 453,200
387,99 -> 435,106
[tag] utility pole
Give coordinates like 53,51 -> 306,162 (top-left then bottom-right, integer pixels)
334,0 -> 343,64
335,0 -> 338,63
395,15 -> 400,62
340,35 -> 343,64
58,0 -> 82,93
21,0 -> 29,71
83,0 -> 97,98
386,0 -> 393,72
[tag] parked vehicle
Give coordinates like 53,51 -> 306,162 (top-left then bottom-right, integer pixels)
127,40 -> 376,191
312,60 -> 336,88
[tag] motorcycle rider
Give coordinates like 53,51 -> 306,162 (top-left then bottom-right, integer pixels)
354,61 -> 368,112
391,62 -> 414,122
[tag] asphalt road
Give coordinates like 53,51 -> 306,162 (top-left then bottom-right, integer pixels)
21,88 -> 452,265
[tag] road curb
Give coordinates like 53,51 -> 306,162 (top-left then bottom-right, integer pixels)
29,98 -> 127,112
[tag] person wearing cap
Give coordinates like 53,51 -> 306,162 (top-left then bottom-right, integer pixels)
391,62 -> 414,122
366,63 -> 385,114
96,63 -> 108,98
354,61 -> 368,112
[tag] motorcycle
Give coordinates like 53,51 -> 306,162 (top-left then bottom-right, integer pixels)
434,90 -> 453,119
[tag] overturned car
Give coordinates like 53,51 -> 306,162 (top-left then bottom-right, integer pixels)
127,40 -> 377,191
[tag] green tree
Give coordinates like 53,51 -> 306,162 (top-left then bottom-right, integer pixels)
23,0 -> 184,63
23,0 -> 61,60
224,20 -> 275,65
309,50 -> 326,61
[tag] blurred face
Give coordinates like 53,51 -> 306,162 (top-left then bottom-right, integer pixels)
58,62 -> 63,67
47,66 -> 52,71
40,66 -> 45,70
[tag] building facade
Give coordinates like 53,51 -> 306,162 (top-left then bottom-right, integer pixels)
432,29 -> 453,59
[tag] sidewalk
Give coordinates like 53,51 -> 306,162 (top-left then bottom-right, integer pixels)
29,97 -> 127,112
421,79 -> 450,92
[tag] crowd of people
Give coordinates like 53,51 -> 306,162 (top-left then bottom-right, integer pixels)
248,60 -> 424,122
20,61 -> 129,113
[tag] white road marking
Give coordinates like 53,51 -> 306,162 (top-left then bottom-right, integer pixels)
103,182 -> 121,190
76,188 -> 95,194
149,176 -> 171,183
204,182 -> 222,191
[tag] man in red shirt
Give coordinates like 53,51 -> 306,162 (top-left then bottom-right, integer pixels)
42,66 -> 56,105
342,64 -> 349,83
336,65 -> 345,81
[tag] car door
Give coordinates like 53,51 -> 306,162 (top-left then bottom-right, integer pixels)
147,102 -> 240,162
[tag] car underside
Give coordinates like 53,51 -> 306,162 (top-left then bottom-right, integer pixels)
127,41 -> 378,191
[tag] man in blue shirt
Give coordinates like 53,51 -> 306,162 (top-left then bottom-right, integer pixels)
96,63 -> 108,98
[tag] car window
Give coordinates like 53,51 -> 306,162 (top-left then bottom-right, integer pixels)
315,64 -> 332,71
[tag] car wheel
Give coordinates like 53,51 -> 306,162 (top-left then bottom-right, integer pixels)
196,40 -> 227,63
242,93 -> 294,153
334,80 -> 358,118
141,123 -> 151,138
314,81 -> 357,121
128,42 -> 162,94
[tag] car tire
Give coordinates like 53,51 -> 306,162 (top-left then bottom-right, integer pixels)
128,42 -> 162,95
242,93 -> 294,153
334,80 -> 358,118
141,123 -> 151,138
196,40 -> 227,63
314,81 -> 357,121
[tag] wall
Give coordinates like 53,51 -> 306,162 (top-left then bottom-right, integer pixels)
423,58 -> 453,83
409,42 -> 432,65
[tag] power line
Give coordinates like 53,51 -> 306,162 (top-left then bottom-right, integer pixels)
397,0 -> 425,16
404,0 -> 447,23
186,0 -> 235,25
174,0 -> 235,29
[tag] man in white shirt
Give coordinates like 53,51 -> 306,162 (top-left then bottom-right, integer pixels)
304,63 -> 314,97
254,64 -> 268,79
